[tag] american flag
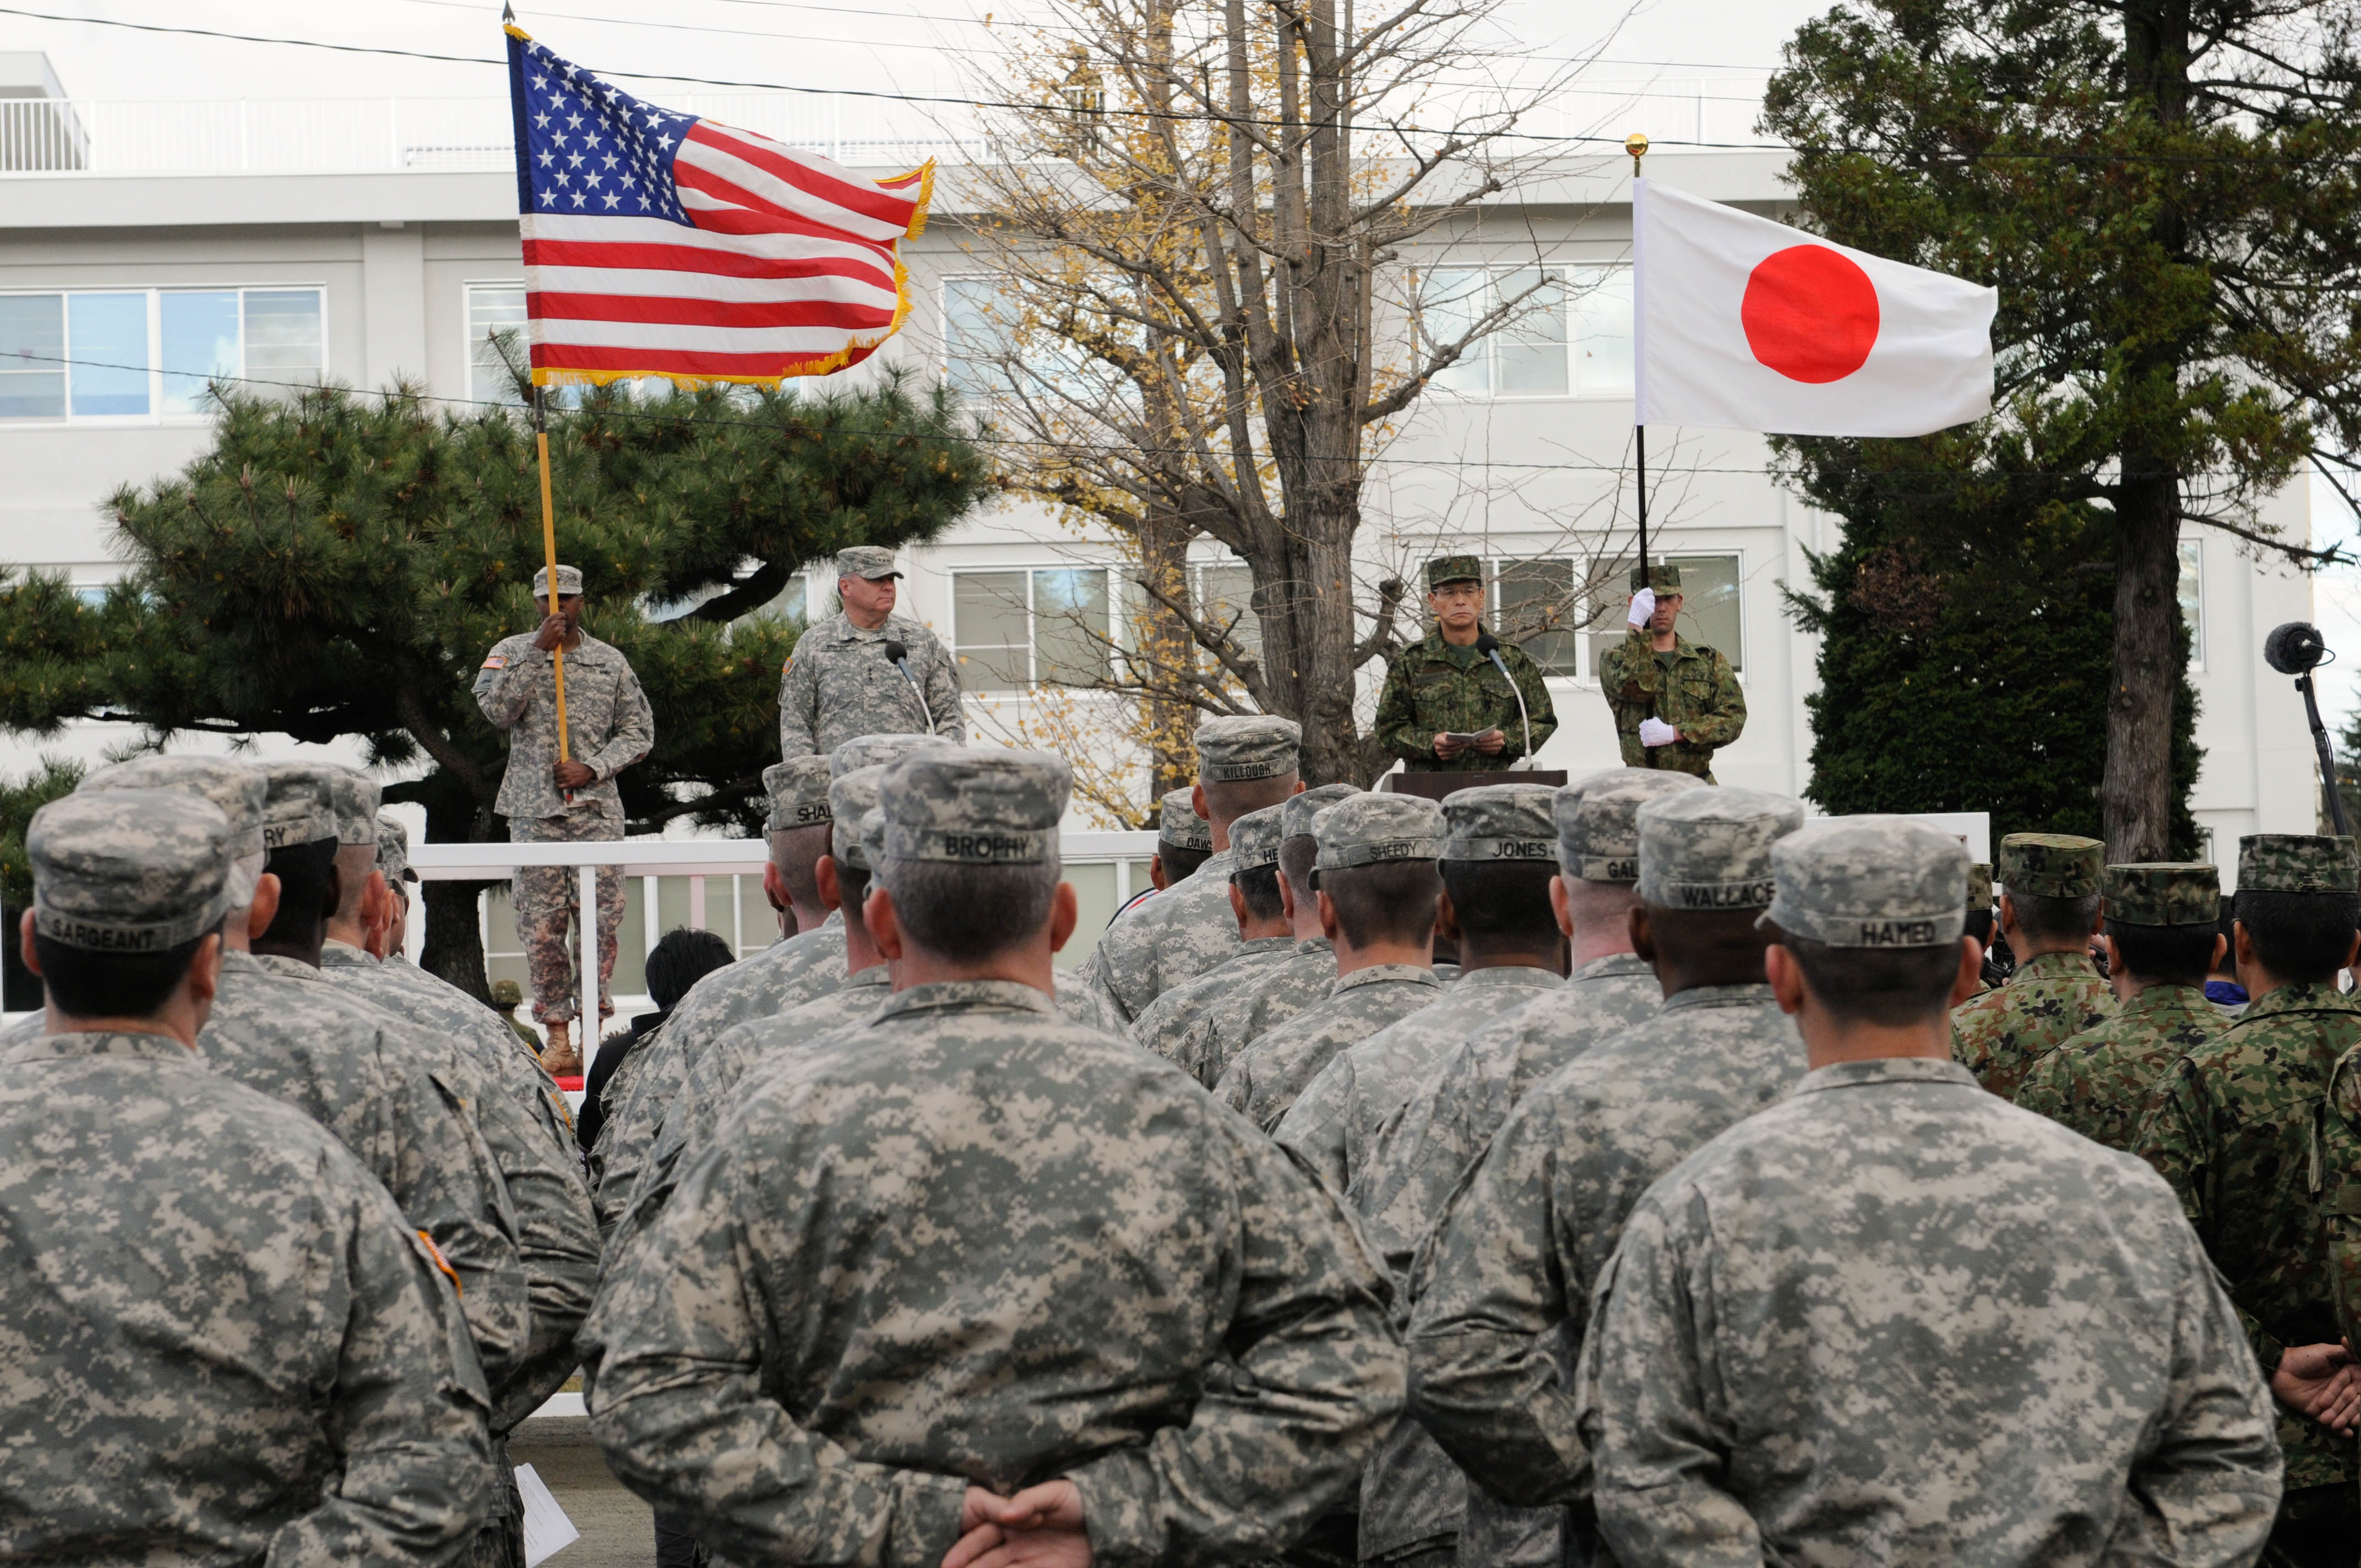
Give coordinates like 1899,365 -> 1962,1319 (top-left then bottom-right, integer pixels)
502,26 -> 932,386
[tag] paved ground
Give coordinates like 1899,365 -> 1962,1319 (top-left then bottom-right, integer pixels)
510,1417 -> 654,1567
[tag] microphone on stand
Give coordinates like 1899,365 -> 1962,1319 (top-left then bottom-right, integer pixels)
1475,629 -> 1533,764
882,640 -> 937,732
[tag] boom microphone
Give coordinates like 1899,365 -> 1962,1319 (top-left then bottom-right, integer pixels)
2262,622 -> 2349,836
1473,630 -> 1533,763
880,639 -> 935,732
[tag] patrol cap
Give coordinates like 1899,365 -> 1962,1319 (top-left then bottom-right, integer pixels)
376,815 -> 417,885
1635,787 -> 1804,911
1315,793 -> 1445,874
2237,834 -> 2360,895
1282,783 -> 1359,842
858,806 -> 888,877
79,756 -> 266,862
835,546 -> 901,581
1967,862 -> 1994,912
30,790 -> 236,954
1764,815 -> 1967,948
259,763 -> 338,850
1554,767 -> 1705,883
1229,804 -> 1286,872
490,978 -> 523,1006
1158,788 -> 1212,853
1444,784 -> 1557,864
878,749 -> 1069,866
1426,554 -> 1484,590
532,563 -> 584,598
326,769 -> 382,846
1996,832 -> 2104,899
2104,862 -> 2219,927
1194,715 -> 1301,783
828,765 -> 889,870
765,756 -> 835,833
1629,562 -> 1682,593
829,733 -> 947,776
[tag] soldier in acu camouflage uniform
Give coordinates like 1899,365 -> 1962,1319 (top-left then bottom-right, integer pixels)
1129,802 -> 1292,1072
474,563 -> 657,1071
1950,831 -> 2113,1099
1406,787 -> 1807,1565
2135,834 -> 2361,1565
1373,556 -> 1558,772
584,748 -> 1405,1566
1572,815 -> 2283,1567
1217,793 -> 1450,1131
1596,563 -> 1746,781
2,789 -> 492,1561
2016,862 -> 2227,1151
1076,714 -> 1305,1026
374,813 -> 417,959
776,546 -> 965,758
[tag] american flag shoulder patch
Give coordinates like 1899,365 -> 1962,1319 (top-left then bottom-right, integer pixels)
482,654 -> 508,670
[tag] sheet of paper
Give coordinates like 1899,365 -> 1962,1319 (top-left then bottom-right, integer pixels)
516,1463 -> 580,1568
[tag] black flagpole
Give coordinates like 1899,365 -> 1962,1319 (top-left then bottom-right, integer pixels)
1628,133 -> 1649,588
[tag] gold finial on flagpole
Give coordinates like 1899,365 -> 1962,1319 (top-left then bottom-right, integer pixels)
1625,132 -> 1648,178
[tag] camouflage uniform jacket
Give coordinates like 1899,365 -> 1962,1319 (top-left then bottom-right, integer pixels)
208,950 -> 530,1389
1576,1057 -> 2281,1567
2134,981 -> 2361,1493
474,630 -> 656,823
581,981 -> 1405,1566
1373,631 -> 1559,771
1130,935 -> 1299,1077
1595,632 -> 1745,778
1407,985 -> 1805,1521
1282,964 -> 1564,1202
2327,1046 -> 2361,1354
1216,965 -> 1449,1133
1075,848 -> 1241,1026
1950,948 -> 2113,1101
594,918 -> 848,1234
776,610 -> 965,760
0,1030 -> 493,1564
1171,938 -> 1336,1087
308,945 -> 601,1432
2015,982 -> 2224,1152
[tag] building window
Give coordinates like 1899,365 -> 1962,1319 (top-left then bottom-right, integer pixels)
1417,264 -> 1633,399
944,277 -> 1012,406
0,286 -> 323,423
466,282 -> 528,407
2179,538 -> 2204,669
953,567 -> 1113,693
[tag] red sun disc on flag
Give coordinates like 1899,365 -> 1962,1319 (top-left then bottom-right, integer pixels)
1741,245 -> 1880,384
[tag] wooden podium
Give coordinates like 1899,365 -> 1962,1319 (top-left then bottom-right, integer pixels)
1381,770 -> 1567,801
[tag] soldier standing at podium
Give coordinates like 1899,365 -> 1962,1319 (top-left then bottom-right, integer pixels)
1600,562 -> 1745,781
1375,556 -> 1558,772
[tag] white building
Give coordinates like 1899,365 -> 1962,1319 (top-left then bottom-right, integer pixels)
0,68 -> 2328,999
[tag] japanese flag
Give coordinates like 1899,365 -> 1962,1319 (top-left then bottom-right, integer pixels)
1634,179 -> 1997,437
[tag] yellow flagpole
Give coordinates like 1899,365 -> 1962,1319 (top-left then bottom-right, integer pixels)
532,389 -> 573,768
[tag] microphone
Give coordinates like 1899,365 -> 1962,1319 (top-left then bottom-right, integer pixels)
1473,630 -> 1533,763
880,639 -> 936,732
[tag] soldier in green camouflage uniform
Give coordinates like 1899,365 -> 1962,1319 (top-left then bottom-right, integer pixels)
584,748 -> 1404,1565
2017,862 -> 2226,1151
1950,832 -> 2113,1099
2135,834 -> 2361,1565
1595,563 -> 1746,781
3,789 -> 492,1561
1963,860 -> 1999,997
1374,557 -> 1558,772
1571,816 -> 2281,1567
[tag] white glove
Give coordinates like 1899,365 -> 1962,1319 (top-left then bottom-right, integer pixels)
1627,588 -> 1656,628
1639,717 -> 1678,748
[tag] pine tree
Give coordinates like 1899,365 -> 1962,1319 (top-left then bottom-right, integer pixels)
0,377 -> 989,997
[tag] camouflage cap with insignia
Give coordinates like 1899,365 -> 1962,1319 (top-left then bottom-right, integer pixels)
1555,767 -> 1705,883
532,563 -> 584,597
325,769 -> 382,846
2237,833 -> 2360,895
1315,793 -> 1446,873
1158,788 -> 1213,853
258,763 -> 338,850
1443,783 -> 1557,864
2103,862 -> 2219,926
79,756 -> 266,862
829,732 -> 949,777
1996,832 -> 2104,899
490,978 -> 524,1006
764,756 -> 835,834
31,789 -> 236,954
879,748 -> 1069,867
1765,815 -> 1967,948
828,765 -> 890,871
1229,803 -> 1286,872
1426,554 -> 1484,590
1636,787 -> 1804,911
859,806 -> 888,876
1194,714 -> 1302,783
376,815 -> 417,885
834,546 -> 901,581
1282,783 -> 1359,841
1967,862 -> 1994,911
1629,562 -> 1682,593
